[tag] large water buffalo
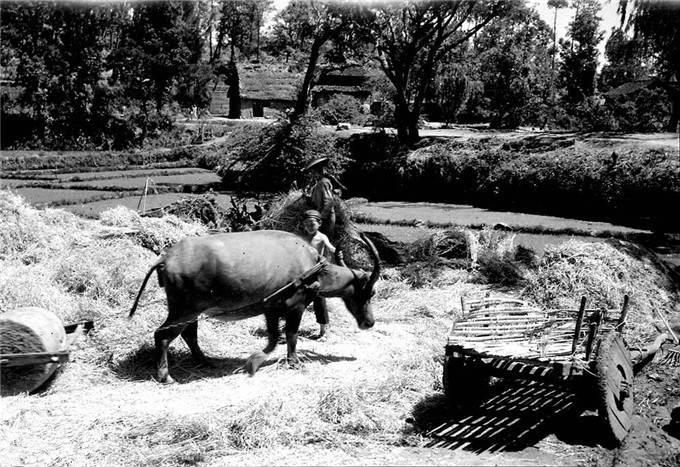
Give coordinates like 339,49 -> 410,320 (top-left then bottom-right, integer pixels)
129,230 -> 380,383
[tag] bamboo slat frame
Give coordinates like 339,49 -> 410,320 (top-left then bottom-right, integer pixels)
448,296 -> 626,361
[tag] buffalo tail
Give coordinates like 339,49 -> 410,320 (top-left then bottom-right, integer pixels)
129,260 -> 163,318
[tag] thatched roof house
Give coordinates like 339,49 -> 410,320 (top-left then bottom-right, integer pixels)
312,65 -> 372,107
209,64 -> 300,118
208,63 -> 375,118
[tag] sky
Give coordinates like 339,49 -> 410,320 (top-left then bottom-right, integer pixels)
530,0 -> 622,62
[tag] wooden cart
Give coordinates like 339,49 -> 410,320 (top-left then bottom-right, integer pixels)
443,295 -> 634,445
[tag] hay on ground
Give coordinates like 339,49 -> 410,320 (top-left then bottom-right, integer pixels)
100,205 -> 207,254
522,239 -> 680,346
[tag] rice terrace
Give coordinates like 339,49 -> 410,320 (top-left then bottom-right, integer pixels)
2,0 -> 680,466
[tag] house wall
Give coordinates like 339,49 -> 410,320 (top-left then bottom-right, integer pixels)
239,98 -> 292,118
209,84 -> 230,116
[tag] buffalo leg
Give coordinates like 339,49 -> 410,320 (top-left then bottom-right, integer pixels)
181,321 -> 209,366
154,321 -> 186,384
285,304 -> 305,367
245,310 -> 280,376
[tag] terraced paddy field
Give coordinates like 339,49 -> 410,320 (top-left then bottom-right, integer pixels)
12,187 -> 116,207
55,167 -> 209,181
67,172 -> 221,189
1,166 -> 223,215
62,192 -> 238,218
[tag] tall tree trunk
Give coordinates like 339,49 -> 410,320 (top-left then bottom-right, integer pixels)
226,61 -> 241,119
291,35 -> 326,122
668,97 -> 679,132
394,101 -> 420,144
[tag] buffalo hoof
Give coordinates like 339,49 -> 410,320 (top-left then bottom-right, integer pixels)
159,375 -> 176,384
286,357 -> 302,371
245,351 -> 267,376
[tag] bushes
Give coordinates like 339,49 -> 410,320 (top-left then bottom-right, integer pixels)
316,95 -> 368,126
217,115 -> 350,193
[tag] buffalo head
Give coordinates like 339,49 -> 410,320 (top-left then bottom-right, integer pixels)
340,232 -> 380,330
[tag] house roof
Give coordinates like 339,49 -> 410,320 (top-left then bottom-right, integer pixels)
239,65 -> 300,101
321,65 -> 368,78
314,84 -> 371,94
605,79 -> 655,97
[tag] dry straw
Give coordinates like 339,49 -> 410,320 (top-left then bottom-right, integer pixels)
522,239 -> 679,345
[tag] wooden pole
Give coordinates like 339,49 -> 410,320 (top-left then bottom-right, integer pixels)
571,296 -> 587,354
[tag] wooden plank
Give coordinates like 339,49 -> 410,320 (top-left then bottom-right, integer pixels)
455,317 -> 546,326
467,308 -> 542,315
0,351 -> 70,367
453,323 -> 547,332
571,297 -> 588,354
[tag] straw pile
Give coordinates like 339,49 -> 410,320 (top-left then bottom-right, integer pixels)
0,190 -> 89,263
145,194 -> 236,231
100,205 -> 207,254
0,190 -> 199,371
522,239 -> 680,345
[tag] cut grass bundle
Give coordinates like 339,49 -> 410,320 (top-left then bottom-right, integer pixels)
474,229 -> 526,286
401,227 -> 531,288
258,190 -> 372,268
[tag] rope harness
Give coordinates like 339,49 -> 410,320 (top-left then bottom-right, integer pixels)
152,258 -> 327,333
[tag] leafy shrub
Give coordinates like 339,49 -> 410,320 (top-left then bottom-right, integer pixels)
218,115 -> 350,193
316,95 -> 368,126
604,88 -> 672,133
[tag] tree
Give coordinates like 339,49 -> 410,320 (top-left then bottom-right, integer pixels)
548,0 -> 569,69
558,0 -> 603,105
473,4 -> 554,128
599,28 -> 645,90
620,0 -> 680,130
0,1 -> 113,148
108,1 -> 205,142
269,0 -> 372,122
430,45 -> 476,124
365,0 -> 515,143
600,29 -> 670,131
211,0 -> 272,63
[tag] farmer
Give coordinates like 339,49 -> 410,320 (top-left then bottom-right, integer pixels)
303,157 -> 336,237
301,209 -> 344,338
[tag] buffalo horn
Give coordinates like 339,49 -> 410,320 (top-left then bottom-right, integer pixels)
359,232 -> 381,288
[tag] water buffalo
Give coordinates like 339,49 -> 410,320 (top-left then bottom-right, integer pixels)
129,230 -> 380,383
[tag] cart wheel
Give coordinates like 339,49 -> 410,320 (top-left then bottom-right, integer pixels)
443,355 -> 489,411
594,332 -> 634,446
